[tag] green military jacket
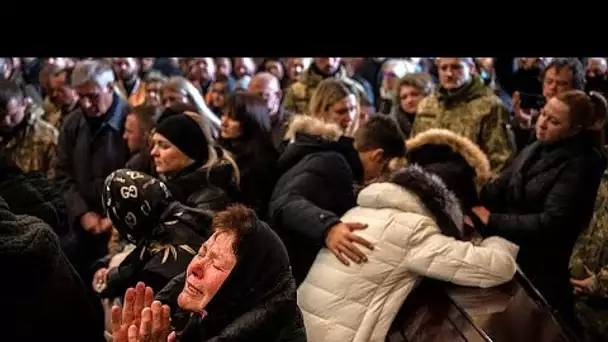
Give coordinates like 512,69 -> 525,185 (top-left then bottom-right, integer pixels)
282,65 -> 369,115
0,102 -> 58,178
410,76 -> 514,175
571,169 -> 608,297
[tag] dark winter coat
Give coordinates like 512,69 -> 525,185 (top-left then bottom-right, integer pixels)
0,196 -> 104,342
480,132 -> 608,319
268,115 -> 363,284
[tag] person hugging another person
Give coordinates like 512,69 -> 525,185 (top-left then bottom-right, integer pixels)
268,114 -> 407,285
297,128 -> 518,342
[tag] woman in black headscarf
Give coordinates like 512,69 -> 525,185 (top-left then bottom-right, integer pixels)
111,204 -> 306,342
92,169 -> 206,300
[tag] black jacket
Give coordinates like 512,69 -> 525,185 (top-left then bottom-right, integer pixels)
164,162 -> 239,214
268,115 -> 363,284
480,132 -> 607,315
0,196 -> 104,341
218,137 -> 279,219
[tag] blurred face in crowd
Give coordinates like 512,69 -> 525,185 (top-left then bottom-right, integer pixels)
209,81 -> 229,109
437,58 -> 472,90
399,84 -> 424,114
187,58 -> 215,83
542,66 -> 574,101
220,112 -> 242,139
323,93 -> 357,131
139,58 -> 155,73
161,87 -> 189,109
150,132 -> 194,174
264,60 -> 284,81
112,58 -> 139,82
517,58 -> 540,70
0,97 -> 26,133
216,58 -> 232,78
234,58 -> 255,79
586,58 -> 608,78
536,97 -> 573,143
381,65 -> 400,93
145,81 -> 163,106
123,113 -> 147,153
74,81 -> 115,117
46,58 -> 76,69
314,58 -> 342,75
178,231 -> 237,313
286,58 -> 310,81
343,58 -> 364,77
48,71 -> 78,110
248,73 -> 281,117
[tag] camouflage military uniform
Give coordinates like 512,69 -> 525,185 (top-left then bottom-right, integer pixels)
410,75 -> 514,175
0,102 -> 58,178
282,65 -> 369,115
570,170 -> 608,341
42,96 -> 62,129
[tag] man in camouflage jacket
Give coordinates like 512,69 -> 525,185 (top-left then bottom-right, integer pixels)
0,81 -> 57,178
570,169 -> 608,340
411,58 -> 514,175
282,58 -> 369,115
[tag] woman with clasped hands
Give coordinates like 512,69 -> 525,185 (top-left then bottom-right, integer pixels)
112,204 -> 306,342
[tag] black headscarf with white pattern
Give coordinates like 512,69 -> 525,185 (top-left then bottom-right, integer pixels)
102,169 -> 173,244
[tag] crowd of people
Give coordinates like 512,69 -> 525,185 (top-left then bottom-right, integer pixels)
1,57 -> 608,341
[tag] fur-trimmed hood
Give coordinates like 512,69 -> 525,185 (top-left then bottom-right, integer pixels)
359,165 -> 464,238
279,115 -> 364,181
406,128 -> 491,186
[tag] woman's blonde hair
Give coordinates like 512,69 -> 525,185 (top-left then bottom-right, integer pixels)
308,78 -> 362,136
183,111 -> 241,185
163,76 -> 221,130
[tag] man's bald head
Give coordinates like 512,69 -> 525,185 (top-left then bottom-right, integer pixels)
587,58 -> 608,77
248,72 -> 282,117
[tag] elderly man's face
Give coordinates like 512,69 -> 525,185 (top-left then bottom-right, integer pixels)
178,231 -> 237,313
75,81 -> 114,117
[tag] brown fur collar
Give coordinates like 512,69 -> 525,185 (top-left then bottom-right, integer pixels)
284,114 -> 343,143
406,129 -> 491,186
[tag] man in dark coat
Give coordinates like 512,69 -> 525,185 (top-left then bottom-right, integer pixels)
0,195 -> 104,341
55,59 -> 130,284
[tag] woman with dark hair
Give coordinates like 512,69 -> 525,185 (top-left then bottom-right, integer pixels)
472,90 -> 608,333
150,112 -> 240,213
269,114 -> 407,284
217,92 -> 278,218
110,205 -> 307,342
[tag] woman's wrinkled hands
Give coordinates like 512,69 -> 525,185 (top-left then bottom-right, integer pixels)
112,282 -> 173,342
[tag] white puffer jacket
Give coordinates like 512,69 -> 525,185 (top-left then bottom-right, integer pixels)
297,166 -> 519,342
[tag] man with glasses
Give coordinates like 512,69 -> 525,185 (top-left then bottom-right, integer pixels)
55,59 -> 130,286
0,79 -> 57,178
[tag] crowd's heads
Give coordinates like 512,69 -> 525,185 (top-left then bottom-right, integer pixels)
542,58 -> 585,100
162,76 -> 219,129
286,58 -> 311,82
123,104 -> 161,153
258,58 -> 285,82
0,80 -> 26,133
111,58 -> 139,83
314,57 -> 342,76
209,75 -> 232,109
586,58 -> 607,78
102,169 -> 173,244
40,63 -> 78,111
435,57 -> 475,90
536,90 -> 608,144
354,115 -> 407,182
139,58 -> 156,74
248,72 -> 282,117
71,59 -> 116,117
220,92 -> 271,140
381,59 -> 418,93
397,73 -> 434,114
308,78 -> 358,132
